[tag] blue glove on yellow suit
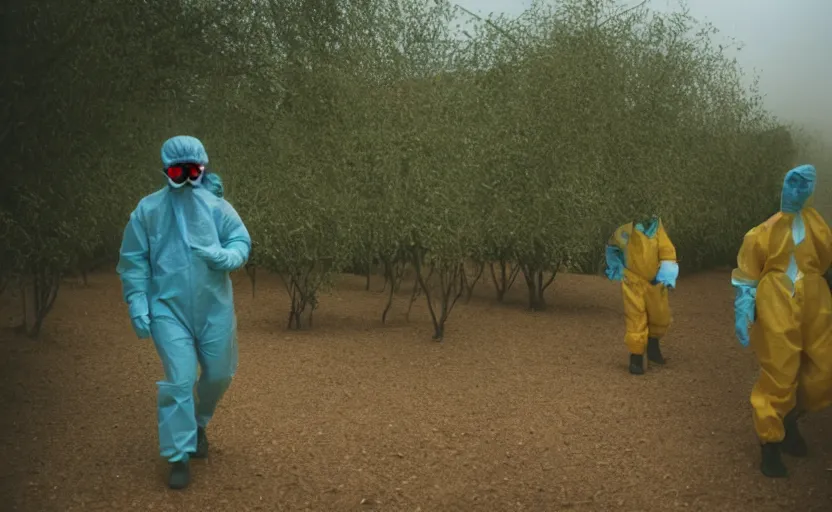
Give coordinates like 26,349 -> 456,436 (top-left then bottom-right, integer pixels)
655,260 -> 679,289
117,136 -> 251,463
732,281 -> 757,347
605,245 -> 625,281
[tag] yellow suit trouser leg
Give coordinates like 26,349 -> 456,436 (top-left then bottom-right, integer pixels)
645,283 -> 671,340
797,275 -> 832,413
750,277 -> 802,443
623,276 -> 647,355
751,275 -> 832,443
623,273 -> 672,355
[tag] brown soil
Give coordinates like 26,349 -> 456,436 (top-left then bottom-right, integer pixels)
0,270 -> 830,512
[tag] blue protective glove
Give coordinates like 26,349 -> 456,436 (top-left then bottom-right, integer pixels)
604,246 -> 625,281
131,315 -> 151,339
655,260 -> 679,289
126,293 -> 151,339
732,284 -> 757,347
191,244 -> 246,272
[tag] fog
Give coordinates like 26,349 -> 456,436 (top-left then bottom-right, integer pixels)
455,0 -> 832,140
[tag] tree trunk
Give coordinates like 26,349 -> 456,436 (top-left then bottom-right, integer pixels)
462,261 -> 484,303
23,268 -> 61,338
522,266 -> 557,312
245,264 -> 256,297
490,259 -> 519,302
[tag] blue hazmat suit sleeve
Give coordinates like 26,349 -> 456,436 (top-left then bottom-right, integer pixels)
117,210 -> 152,339
117,210 -> 151,317
604,245 -> 625,281
191,200 -> 251,272
655,260 -> 679,289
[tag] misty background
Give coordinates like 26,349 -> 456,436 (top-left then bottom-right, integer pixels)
457,0 -> 832,140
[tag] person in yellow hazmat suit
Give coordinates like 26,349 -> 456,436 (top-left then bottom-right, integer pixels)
604,214 -> 679,375
732,163 -> 832,478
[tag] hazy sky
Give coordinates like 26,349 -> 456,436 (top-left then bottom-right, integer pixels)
453,0 -> 831,136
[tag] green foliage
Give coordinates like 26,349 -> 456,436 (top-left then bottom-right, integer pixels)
2,0 -> 801,338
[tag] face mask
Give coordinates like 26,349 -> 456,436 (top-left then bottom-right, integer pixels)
634,214 -> 657,226
634,215 -> 659,237
164,163 -> 205,189
781,166 -> 815,214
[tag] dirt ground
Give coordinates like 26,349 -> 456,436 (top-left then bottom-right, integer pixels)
0,269 -> 830,512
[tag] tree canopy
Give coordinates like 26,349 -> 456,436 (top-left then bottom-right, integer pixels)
0,0 -> 802,338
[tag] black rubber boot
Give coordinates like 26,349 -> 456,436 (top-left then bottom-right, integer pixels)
782,411 -> 808,457
629,354 -> 644,375
760,443 -> 787,478
646,337 -> 665,365
192,427 -> 209,459
168,460 -> 191,489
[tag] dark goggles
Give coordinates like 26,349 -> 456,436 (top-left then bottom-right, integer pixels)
164,163 -> 205,186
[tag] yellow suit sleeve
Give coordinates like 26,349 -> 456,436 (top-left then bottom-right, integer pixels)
803,208 -> 832,273
732,225 -> 767,285
656,221 -> 677,262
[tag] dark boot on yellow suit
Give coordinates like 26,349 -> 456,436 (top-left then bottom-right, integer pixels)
629,354 -> 644,375
781,410 -> 808,457
646,337 -> 665,365
760,443 -> 787,478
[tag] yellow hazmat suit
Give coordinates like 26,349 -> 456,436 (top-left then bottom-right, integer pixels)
738,213 -> 832,437
605,217 -> 678,373
732,164 -> 832,477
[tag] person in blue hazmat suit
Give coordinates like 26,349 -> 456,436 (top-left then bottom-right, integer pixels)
604,214 -> 679,375
117,136 -> 251,489
732,164 -> 832,478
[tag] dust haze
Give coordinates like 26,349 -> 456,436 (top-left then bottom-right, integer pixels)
458,0 -> 832,141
